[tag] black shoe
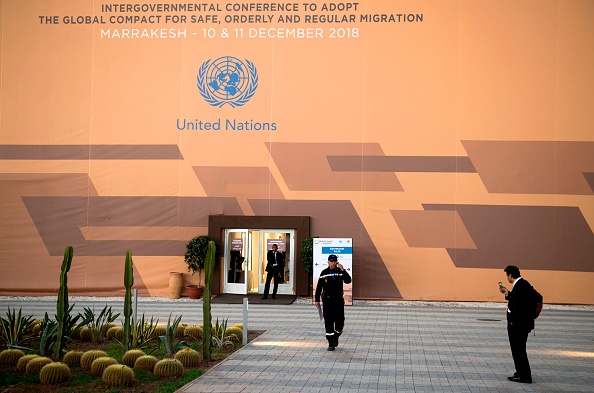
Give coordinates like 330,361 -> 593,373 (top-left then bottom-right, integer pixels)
271,296 -> 276,299
334,336 -> 339,347
327,345 -> 335,351
507,372 -> 520,381
510,376 -> 532,383
261,296 -> 268,300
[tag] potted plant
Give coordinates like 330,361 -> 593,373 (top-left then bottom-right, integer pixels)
184,235 -> 218,299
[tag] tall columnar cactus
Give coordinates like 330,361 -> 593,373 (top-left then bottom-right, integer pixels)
53,246 -> 73,359
123,250 -> 134,351
202,240 -> 216,361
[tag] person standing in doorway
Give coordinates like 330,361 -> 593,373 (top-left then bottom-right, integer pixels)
262,244 -> 285,299
499,265 -> 534,384
314,254 -> 352,351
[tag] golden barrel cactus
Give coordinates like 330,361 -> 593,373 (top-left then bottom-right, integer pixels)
90,357 -> 117,376
39,362 -> 71,385
25,357 -> 52,376
174,348 -> 202,367
102,364 -> 135,387
16,354 -> 40,372
133,355 -> 158,372
80,350 -> 108,372
62,350 -> 83,366
225,327 -> 243,343
0,349 -> 25,367
152,325 -> 166,338
121,349 -> 145,367
106,326 -> 120,340
184,325 -> 203,340
154,358 -> 184,378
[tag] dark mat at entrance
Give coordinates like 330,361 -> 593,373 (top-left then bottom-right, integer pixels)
211,294 -> 297,305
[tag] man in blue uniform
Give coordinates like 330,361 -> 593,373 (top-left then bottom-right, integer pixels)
314,254 -> 352,351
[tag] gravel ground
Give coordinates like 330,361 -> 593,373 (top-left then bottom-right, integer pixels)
1,295 -> 593,311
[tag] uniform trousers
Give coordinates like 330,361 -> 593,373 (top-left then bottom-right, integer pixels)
322,297 -> 345,338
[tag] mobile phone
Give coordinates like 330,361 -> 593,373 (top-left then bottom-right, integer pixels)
498,282 -> 504,289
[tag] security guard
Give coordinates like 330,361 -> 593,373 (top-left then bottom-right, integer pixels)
314,254 -> 352,351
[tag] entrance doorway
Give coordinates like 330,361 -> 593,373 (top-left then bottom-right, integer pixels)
224,229 -> 295,295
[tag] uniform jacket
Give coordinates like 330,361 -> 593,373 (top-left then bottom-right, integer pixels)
506,277 -> 535,332
315,267 -> 352,302
265,250 -> 285,273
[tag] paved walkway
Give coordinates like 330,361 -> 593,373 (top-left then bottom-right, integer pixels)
1,297 -> 593,392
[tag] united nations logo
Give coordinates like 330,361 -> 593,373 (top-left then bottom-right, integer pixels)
197,56 -> 258,108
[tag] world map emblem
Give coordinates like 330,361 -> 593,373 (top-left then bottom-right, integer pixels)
197,56 -> 258,108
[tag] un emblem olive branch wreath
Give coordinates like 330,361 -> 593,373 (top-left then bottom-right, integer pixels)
197,58 -> 258,108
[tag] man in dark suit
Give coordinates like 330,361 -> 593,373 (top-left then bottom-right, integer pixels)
499,265 -> 535,384
262,244 -> 285,299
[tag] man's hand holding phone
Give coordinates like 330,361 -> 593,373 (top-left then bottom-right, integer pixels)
498,281 -> 508,295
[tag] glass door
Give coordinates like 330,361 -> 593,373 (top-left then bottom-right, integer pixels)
258,230 -> 295,295
224,229 -> 249,294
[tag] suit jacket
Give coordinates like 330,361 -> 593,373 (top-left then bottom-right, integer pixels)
506,278 -> 535,332
265,250 -> 285,273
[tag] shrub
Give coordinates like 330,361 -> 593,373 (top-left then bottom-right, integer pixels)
154,358 -> 184,378
80,350 -> 108,372
0,348 -> 25,367
133,355 -> 158,372
25,357 -> 52,375
39,362 -> 71,384
174,348 -> 202,367
90,356 -> 117,376
121,349 -> 145,367
102,364 -> 135,387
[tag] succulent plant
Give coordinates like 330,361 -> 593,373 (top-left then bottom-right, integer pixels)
32,323 -> 42,335
0,349 -> 25,367
154,358 -> 184,378
39,362 -> 71,384
101,322 -> 117,336
175,323 -> 187,338
102,364 -> 135,387
233,323 -> 243,330
152,325 -> 166,338
80,350 -> 109,372
114,326 -> 125,341
25,357 -> 52,375
184,325 -> 203,340
133,355 -> 158,372
16,354 -> 40,372
106,326 -> 120,340
174,348 -> 202,367
121,349 -> 145,367
225,326 -> 243,343
90,356 -> 117,376
62,350 -> 83,366
79,326 -> 92,341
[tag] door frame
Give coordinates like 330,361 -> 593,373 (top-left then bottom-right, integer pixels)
224,229 -> 249,295
208,216 -> 310,296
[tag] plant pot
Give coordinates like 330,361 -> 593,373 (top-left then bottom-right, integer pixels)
186,285 -> 203,300
169,272 -> 184,299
